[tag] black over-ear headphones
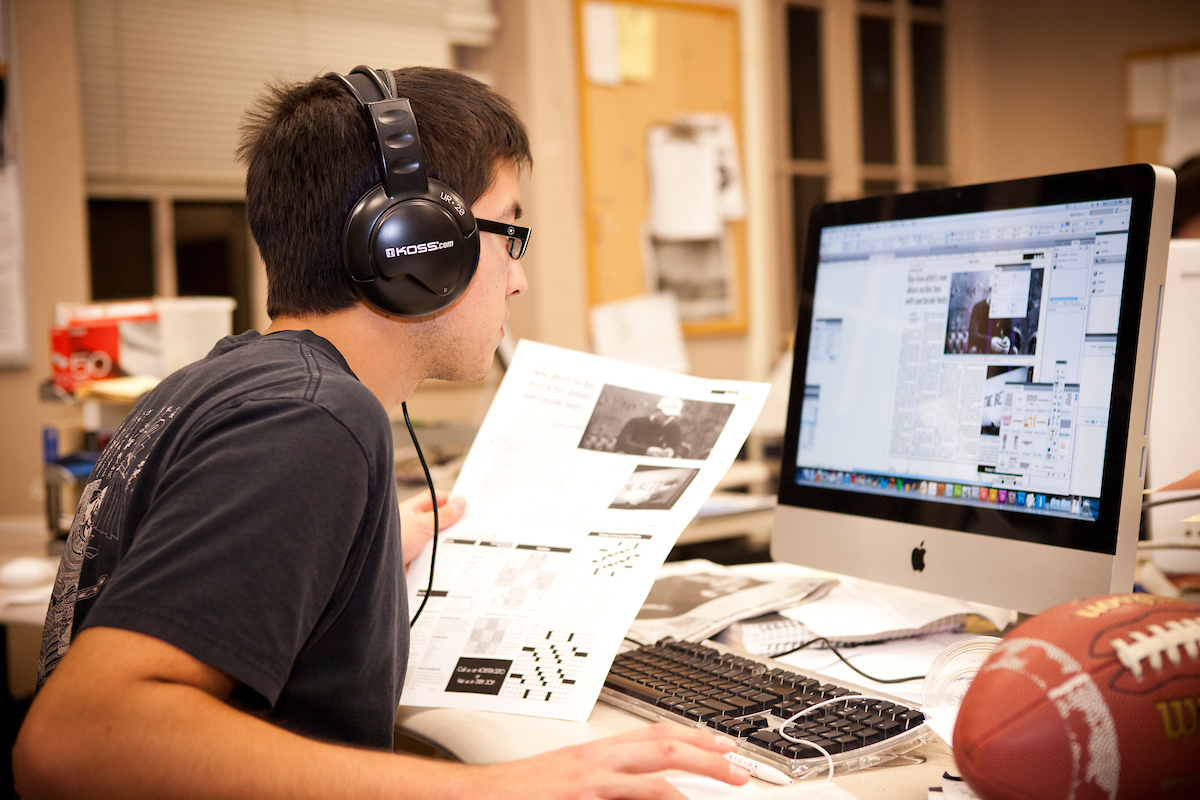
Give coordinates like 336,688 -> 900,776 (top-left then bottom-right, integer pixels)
326,66 -> 480,317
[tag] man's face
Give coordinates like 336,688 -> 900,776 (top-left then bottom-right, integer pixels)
421,159 -> 527,381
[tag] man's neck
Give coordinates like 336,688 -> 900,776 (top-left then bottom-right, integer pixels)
265,305 -> 424,410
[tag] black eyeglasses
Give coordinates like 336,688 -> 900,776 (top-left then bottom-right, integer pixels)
477,218 -> 531,260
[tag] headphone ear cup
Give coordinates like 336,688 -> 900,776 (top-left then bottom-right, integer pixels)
342,184 -> 480,317
328,71 -> 481,318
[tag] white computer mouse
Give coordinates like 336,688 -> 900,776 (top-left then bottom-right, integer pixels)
0,556 -> 59,587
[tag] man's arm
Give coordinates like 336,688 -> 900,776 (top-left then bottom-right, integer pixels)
14,627 -> 748,800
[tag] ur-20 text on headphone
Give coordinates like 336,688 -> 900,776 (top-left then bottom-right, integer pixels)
326,65 -> 479,318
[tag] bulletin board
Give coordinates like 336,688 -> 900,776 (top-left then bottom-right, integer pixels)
577,0 -> 747,337
1124,43 -> 1200,166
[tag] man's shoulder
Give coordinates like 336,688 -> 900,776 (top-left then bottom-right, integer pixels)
158,329 -> 386,431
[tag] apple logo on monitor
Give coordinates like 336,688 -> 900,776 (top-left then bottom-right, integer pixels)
911,542 -> 926,572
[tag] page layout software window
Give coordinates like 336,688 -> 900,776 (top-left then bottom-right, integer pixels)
795,198 -> 1132,522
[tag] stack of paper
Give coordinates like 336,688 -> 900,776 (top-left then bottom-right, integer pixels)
720,575 -> 1014,655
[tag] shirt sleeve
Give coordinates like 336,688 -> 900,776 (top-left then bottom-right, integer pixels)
82,397 -> 375,706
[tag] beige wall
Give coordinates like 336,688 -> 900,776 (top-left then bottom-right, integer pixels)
952,0 -> 1200,185
0,0 -> 89,518
3,0 -> 1200,518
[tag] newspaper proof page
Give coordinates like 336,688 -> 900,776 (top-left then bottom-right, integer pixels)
400,340 -> 769,721
627,559 -> 835,645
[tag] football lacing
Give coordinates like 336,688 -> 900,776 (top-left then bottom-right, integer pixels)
1110,616 -> 1200,680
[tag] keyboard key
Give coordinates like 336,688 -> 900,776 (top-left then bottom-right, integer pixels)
787,738 -> 835,758
748,730 -> 784,750
722,696 -> 761,714
829,734 -> 859,753
856,728 -> 886,746
604,673 -> 669,705
684,706 -> 719,722
701,699 -> 738,715
875,719 -> 903,736
724,722 -> 757,737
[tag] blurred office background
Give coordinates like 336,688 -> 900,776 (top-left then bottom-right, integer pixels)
1,0 -> 1200,522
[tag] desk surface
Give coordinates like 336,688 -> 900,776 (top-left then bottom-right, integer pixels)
393,560 -> 985,797
395,702 -> 955,797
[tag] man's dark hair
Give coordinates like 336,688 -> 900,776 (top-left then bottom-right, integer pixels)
238,66 -> 532,318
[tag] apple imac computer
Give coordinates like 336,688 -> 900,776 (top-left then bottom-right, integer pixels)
772,164 -> 1175,615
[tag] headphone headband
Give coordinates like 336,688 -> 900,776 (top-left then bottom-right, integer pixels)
326,66 -> 427,198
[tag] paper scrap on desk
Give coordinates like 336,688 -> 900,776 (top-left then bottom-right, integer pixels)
400,340 -> 769,721
922,706 -> 959,750
1144,469 -> 1200,494
627,559 -> 834,645
933,773 -> 982,800
667,773 -> 860,799
778,575 -> 1013,643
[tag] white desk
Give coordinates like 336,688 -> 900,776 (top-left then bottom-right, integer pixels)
394,560 -> 974,799
394,702 -> 955,797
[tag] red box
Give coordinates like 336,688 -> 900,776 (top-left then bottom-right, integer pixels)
50,301 -> 157,393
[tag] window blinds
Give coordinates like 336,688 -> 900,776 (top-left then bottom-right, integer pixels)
77,0 -> 497,187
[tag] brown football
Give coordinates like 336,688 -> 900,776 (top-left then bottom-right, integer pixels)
953,593 -> 1200,799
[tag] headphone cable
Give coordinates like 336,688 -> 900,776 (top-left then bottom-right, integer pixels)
402,401 -> 439,628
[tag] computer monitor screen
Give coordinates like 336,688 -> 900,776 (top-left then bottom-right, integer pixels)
772,165 -> 1175,614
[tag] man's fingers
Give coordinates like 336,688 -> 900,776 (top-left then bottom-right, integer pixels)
399,491 -> 434,514
400,492 -> 464,518
437,495 -> 466,527
603,722 -> 734,752
579,724 -> 748,786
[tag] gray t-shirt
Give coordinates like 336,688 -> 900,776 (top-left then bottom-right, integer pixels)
38,329 -> 407,749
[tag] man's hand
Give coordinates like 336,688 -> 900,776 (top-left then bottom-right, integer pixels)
463,722 -> 750,799
400,491 -> 465,566
644,447 -> 675,458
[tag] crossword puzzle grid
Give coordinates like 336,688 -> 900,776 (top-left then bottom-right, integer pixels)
499,630 -> 595,703
464,617 -> 508,655
589,538 -> 644,577
490,551 -> 561,606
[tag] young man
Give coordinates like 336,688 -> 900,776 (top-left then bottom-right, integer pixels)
14,67 -> 748,798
